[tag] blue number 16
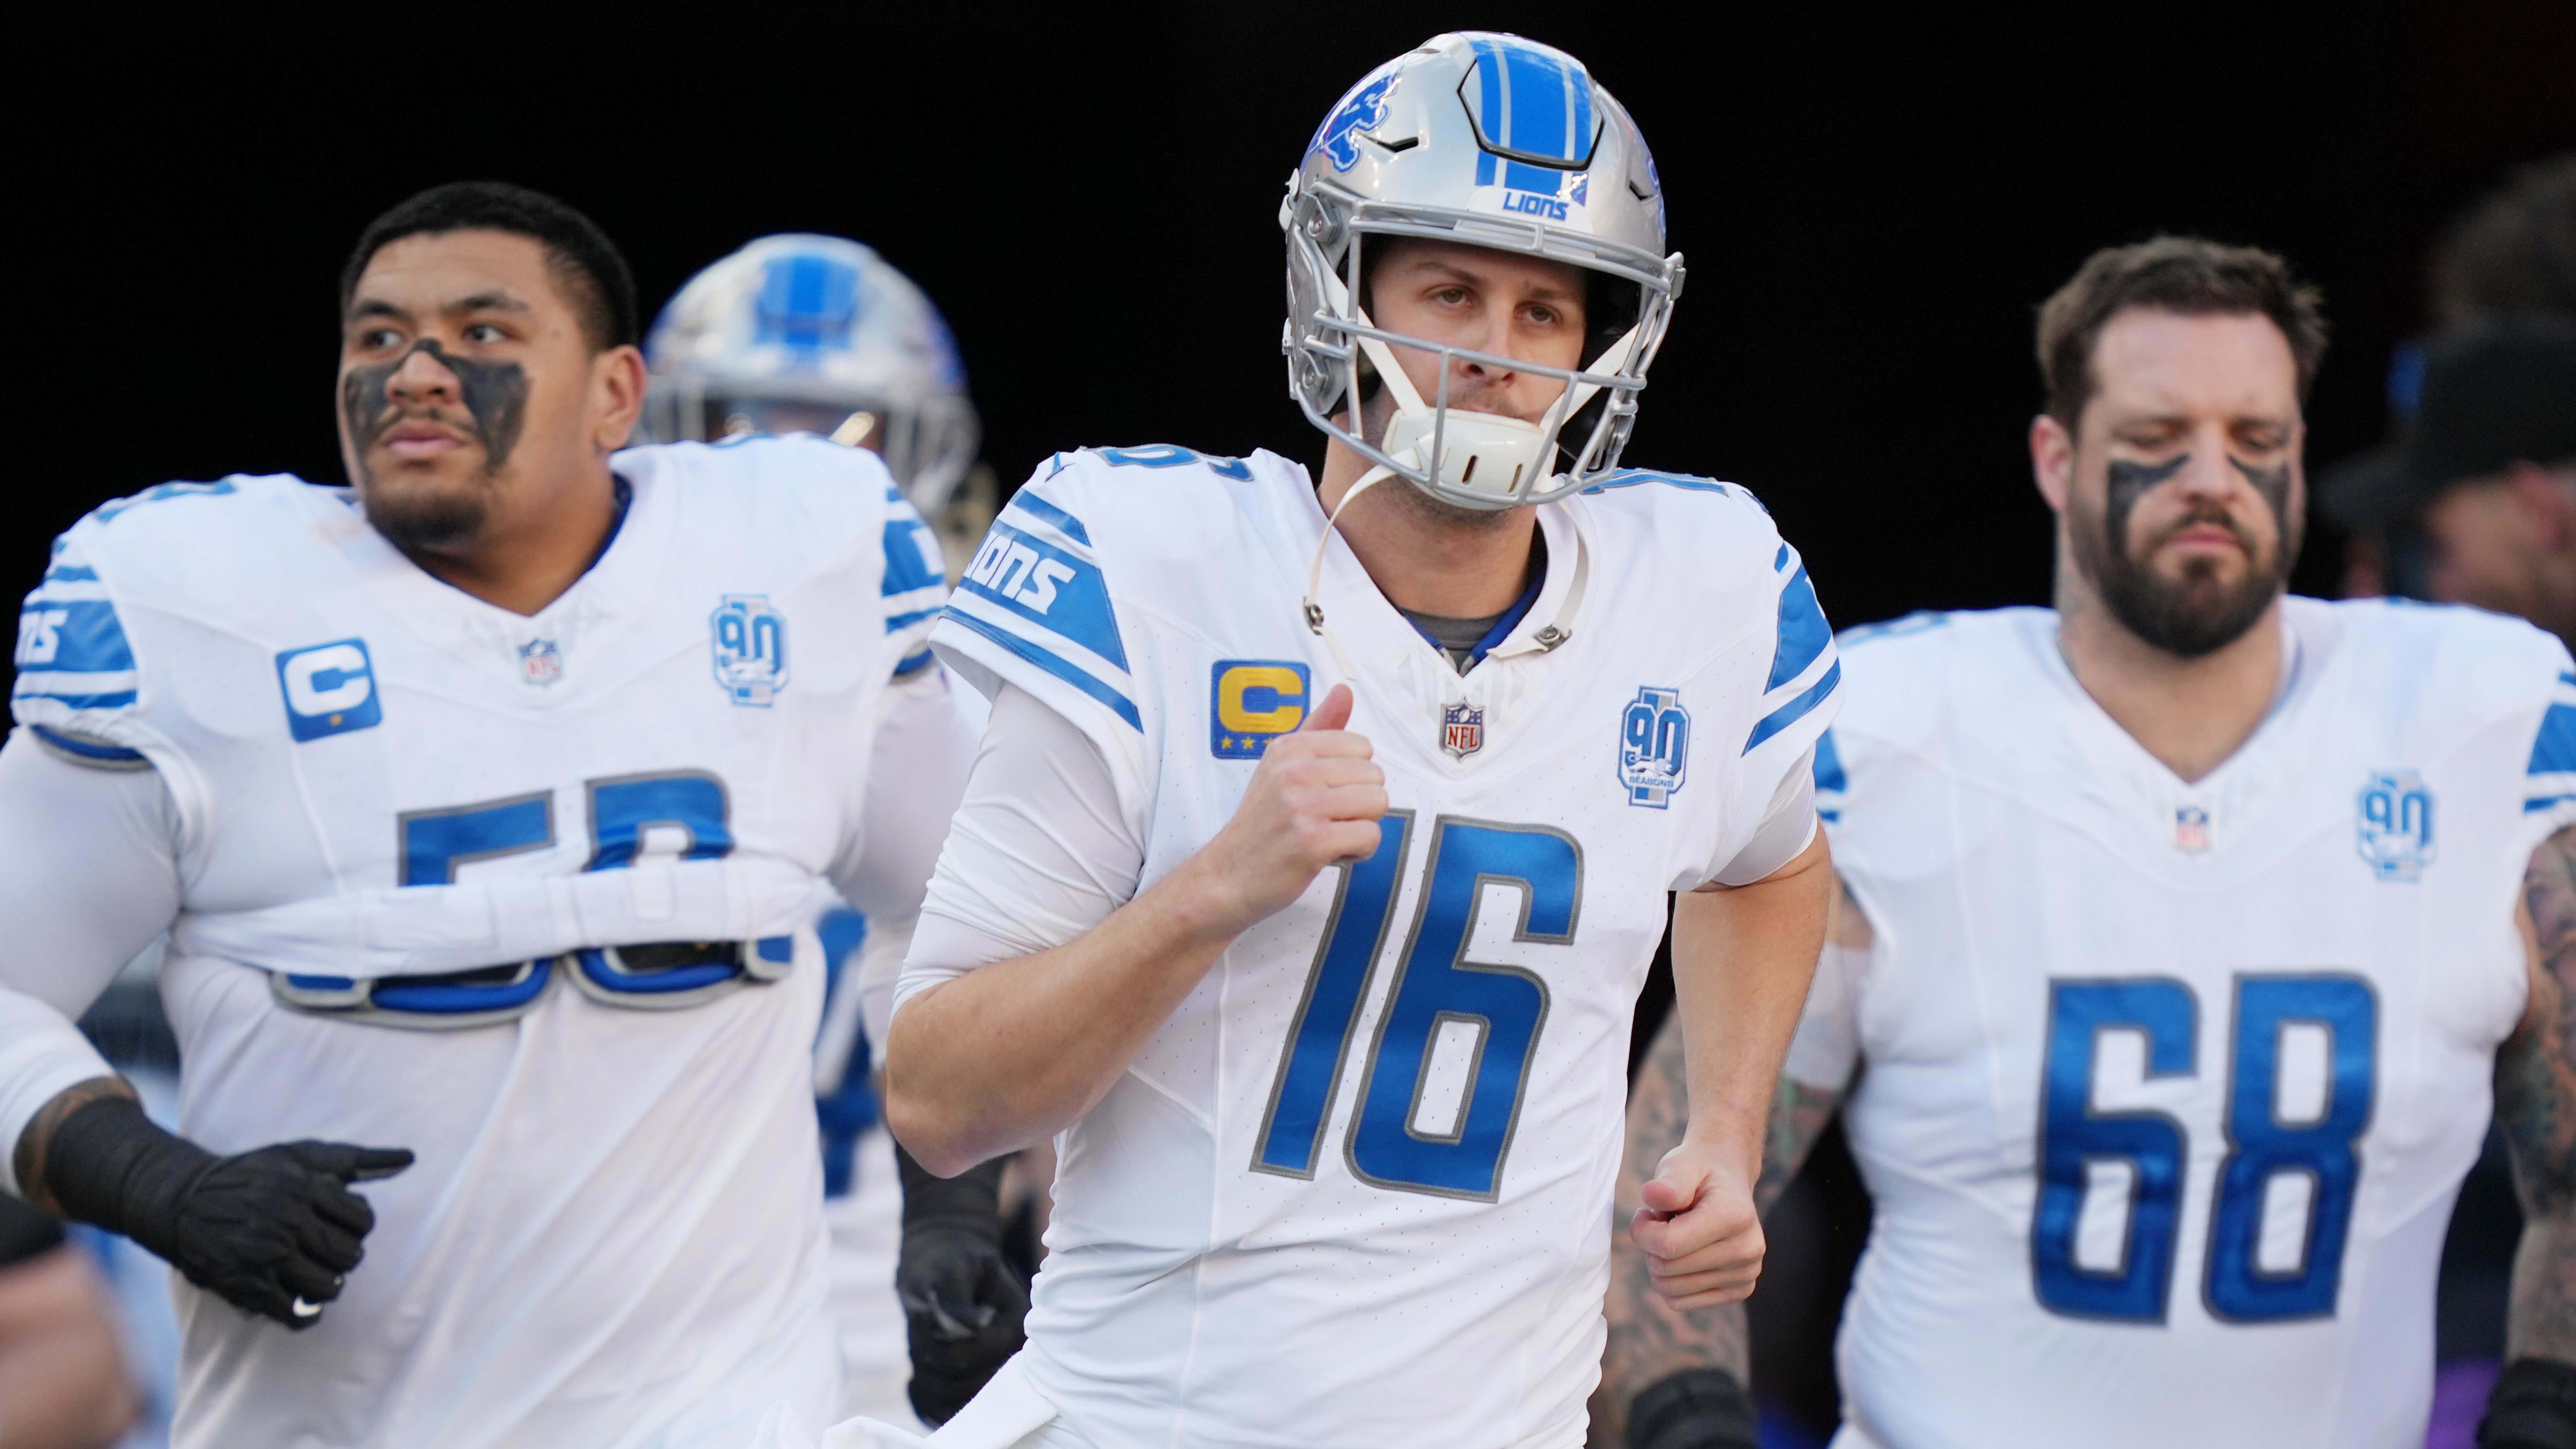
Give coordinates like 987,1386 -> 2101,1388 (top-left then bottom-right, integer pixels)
2033,973 -> 2375,1323
1252,813 -> 1580,1201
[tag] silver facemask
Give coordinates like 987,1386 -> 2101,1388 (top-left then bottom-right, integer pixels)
1282,32 -> 1685,512
641,234 -> 981,519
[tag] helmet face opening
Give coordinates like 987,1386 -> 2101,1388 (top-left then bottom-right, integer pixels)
642,234 -> 981,517
1282,33 -> 1684,511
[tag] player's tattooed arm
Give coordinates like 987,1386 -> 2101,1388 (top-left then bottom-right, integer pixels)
1595,878 -> 1868,1444
2499,823 -> 2576,1362
11,1077 -> 138,1215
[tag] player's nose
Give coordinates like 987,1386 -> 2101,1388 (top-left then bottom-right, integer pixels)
386,343 -> 461,403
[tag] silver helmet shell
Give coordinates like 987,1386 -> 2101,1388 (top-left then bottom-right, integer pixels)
1283,33 -> 1683,511
643,234 -> 980,516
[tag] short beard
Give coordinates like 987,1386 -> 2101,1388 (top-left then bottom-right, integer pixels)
2070,499 -> 2299,659
362,483 -> 490,555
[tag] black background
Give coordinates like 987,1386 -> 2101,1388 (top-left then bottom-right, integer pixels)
17,4 -> 2572,633
14,3 -> 2576,1435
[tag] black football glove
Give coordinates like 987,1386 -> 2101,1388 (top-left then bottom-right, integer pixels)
43,1095 -> 411,1330
2483,1357 -> 2576,1448
1629,1367 -> 1760,1449
895,1142 -> 1028,1425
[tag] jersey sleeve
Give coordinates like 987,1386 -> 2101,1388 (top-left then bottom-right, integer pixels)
1686,539 -> 1844,887
878,484 -> 949,680
10,530 -> 149,764
929,458 -> 1152,816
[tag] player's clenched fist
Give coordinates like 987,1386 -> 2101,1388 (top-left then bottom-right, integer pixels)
1630,1141 -> 1765,1311
1188,683 -> 1388,933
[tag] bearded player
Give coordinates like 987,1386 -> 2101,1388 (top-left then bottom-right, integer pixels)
0,182 -> 972,1445
1600,238 -> 2576,1449
645,232 -> 1025,1429
844,32 -> 1842,1449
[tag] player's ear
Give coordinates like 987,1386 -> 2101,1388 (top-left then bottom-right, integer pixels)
2029,413 -> 2075,515
593,344 -> 649,453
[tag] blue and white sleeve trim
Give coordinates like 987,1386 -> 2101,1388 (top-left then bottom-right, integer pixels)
880,486 -> 949,678
11,539 -> 144,753
2525,670 -> 2576,815
1743,543 -> 1841,755
936,493 -> 1141,732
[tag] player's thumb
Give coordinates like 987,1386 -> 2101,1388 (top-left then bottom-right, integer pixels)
1299,683 -> 1354,734
1638,1163 -> 1707,1218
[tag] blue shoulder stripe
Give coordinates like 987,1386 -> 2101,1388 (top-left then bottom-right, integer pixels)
1746,660 -> 1841,754
957,519 -> 1129,671
881,514 -> 946,599
940,607 -> 1142,731
1812,728 -> 1847,823
1008,492 -> 1091,547
2529,701 -> 2576,779
29,725 -> 145,764
1765,562 -> 1832,693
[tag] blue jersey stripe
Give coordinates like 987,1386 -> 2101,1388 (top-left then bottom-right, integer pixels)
892,648 -> 936,678
881,517 -> 946,598
42,564 -> 99,584
1745,660 -> 1841,754
15,599 -> 134,674
941,608 -> 1142,731
958,520 -> 1130,672
885,606 -> 942,634
2529,702 -> 2576,778
13,688 -> 139,711
1007,492 -> 1092,547
29,724 -> 144,763
1765,564 -> 1832,692
1812,728 -> 1847,794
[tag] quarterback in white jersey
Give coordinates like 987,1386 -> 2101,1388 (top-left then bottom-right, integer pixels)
845,34 -> 1841,1449
0,183 -> 973,1446
1599,240 -> 2576,1449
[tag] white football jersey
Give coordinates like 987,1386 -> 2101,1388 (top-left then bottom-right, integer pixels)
8,437 -> 950,1447
1798,601 -> 2576,1449
927,445 -> 1841,1447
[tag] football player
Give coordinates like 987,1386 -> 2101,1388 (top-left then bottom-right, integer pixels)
645,233 -> 1025,1429
852,32 -> 1843,1449
0,182 -> 974,1445
1599,238 -> 2576,1448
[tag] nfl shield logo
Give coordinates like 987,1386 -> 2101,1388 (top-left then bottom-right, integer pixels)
1442,702 -> 1485,759
516,637 -> 564,687
2173,804 -> 2210,853
2357,769 -> 2436,881
710,595 -> 790,707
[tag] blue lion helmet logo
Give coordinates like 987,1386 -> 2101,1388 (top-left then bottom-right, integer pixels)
1310,72 -> 1397,173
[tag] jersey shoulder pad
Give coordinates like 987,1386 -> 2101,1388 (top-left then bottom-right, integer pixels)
12,474 -> 312,758
1813,607 -> 2044,817
634,437 -> 948,677
933,443 -> 1271,746
2322,598 -> 2576,814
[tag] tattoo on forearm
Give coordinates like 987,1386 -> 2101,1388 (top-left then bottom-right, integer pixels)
12,1075 -> 136,1216
2500,825 -> 2576,1357
1601,1015 -> 1748,1437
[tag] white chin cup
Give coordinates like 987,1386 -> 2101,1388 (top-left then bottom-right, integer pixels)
1376,404 -> 1549,504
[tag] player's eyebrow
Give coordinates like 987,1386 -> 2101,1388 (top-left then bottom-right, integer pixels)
1399,258 -> 1581,304
444,290 -> 531,315
346,298 -> 413,326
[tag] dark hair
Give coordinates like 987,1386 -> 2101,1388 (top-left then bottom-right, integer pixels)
2036,235 -> 2328,431
2429,153 -> 2576,327
339,182 -> 638,351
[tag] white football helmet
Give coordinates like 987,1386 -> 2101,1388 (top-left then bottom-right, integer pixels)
1283,33 -> 1683,511
643,234 -> 980,517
